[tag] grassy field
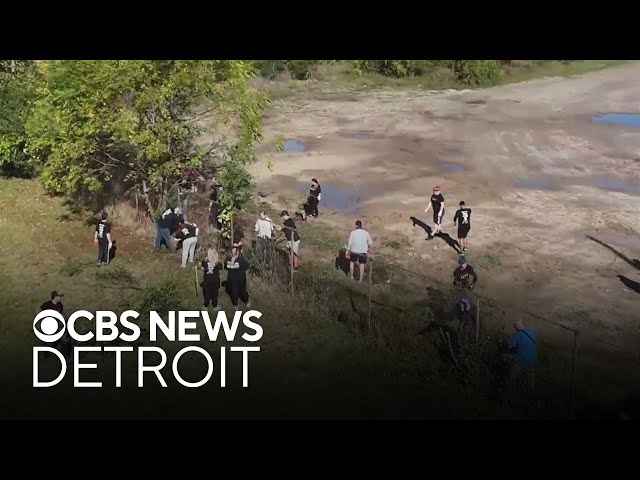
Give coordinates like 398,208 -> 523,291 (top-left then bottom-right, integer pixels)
1,178 -> 535,419
257,60 -> 629,101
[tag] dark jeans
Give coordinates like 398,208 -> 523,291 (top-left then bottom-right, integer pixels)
203,281 -> 220,308
155,225 -> 172,252
256,236 -> 271,259
98,239 -> 109,264
226,279 -> 249,307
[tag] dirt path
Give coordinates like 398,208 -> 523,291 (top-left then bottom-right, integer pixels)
251,62 -> 640,372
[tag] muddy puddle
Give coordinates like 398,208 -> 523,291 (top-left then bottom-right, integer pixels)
284,139 -> 306,152
351,133 -> 373,140
516,178 -> 554,190
592,176 -> 640,195
296,182 -> 363,213
592,113 -> 640,128
442,162 -> 465,173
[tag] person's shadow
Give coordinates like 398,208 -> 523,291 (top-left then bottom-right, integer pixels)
410,216 -> 433,239
586,235 -> 640,271
437,232 -> 462,254
617,275 -> 640,294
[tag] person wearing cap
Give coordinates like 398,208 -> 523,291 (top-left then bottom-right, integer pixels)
277,211 -> 300,271
453,200 -> 472,252
424,186 -> 445,238
506,319 -> 538,394
40,290 -> 64,314
224,243 -> 251,310
94,211 -> 113,266
453,256 -> 478,290
347,220 -> 373,282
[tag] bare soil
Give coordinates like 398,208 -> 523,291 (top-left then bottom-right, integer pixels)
251,62 -> 640,386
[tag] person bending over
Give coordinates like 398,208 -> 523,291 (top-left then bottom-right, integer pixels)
201,248 -> 222,312
224,243 -> 251,310
175,221 -> 199,267
278,211 -> 300,271
453,256 -> 477,290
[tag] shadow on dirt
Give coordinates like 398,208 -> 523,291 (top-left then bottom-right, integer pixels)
437,232 -> 462,254
410,216 -> 433,239
617,275 -> 640,294
586,235 -> 640,271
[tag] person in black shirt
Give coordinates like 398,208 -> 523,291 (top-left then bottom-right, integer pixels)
277,210 -> 300,270
453,256 -> 478,290
201,249 -> 222,312
94,212 -> 112,266
175,221 -> 199,267
224,244 -> 251,310
40,290 -> 64,314
39,291 -> 70,359
165,208 -> 181,235
309,178 -> 321,217
154,209 -> 174,254
424,186 -> 445,238
453,201 -> 472,252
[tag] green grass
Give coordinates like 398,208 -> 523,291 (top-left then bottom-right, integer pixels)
259,61 -> 629,101
2,178 -> 526,420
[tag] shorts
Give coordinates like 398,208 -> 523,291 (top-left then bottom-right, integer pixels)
287,239 -> 300,255
350,252 -> 367,264
433,210 -> 444,225
457,224 -> 470,239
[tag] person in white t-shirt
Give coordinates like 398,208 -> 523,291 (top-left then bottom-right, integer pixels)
254,211 -> 274,260
347,220 -> 373,282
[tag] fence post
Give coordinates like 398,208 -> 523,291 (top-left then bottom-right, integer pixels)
368,259 -> 373,333
569,330 -> 579,417
475,298 -> 481,344
290,239 -> 294,295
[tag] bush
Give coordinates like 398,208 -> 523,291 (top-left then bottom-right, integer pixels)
284,60 -> 319,80
134,277 -> 183,314
450,60 -> 501,86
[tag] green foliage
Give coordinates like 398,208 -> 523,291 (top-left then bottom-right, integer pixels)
0,61 -> 39,177
134,277 -> 184,314
284,60 -> 320,80
450,60 -> 501,85
95,262 -> 137,286
22,60 -> 267,211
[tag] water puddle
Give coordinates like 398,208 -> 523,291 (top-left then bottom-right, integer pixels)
442,162 -> 465,173
284,140 -> 306,152
296,182 -> 363,213
351,133 -> 373,140
516,178 -> 554,190
592,113 -> 640,128
593,175 -> 640,195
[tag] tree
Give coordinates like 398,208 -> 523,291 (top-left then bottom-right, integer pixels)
0,60 -> 39,177
25,60 -> 268,215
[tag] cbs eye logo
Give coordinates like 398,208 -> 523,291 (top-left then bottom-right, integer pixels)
33,310 -> 66,343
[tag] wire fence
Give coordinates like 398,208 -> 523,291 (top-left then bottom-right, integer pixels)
157,188 -> 640,415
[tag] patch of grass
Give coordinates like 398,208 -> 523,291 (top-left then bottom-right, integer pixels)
499,60 -> 628,85
60,258 -> 93,277
95,262 -> 138,286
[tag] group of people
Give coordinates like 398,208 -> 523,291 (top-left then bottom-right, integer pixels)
420,185 -> 478,291
154,206 -> 201,268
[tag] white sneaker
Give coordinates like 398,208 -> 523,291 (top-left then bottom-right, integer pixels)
245,301 -> 252,308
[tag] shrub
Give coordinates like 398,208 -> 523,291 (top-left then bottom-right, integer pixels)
450,60 -> 501,86
284,60 -> 319,80
134,277 -> 183,314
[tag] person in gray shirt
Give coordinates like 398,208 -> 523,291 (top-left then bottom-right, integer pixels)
347,220 -> 373,282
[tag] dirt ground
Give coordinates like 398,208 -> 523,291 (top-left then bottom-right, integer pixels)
251,62 -> 640,376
